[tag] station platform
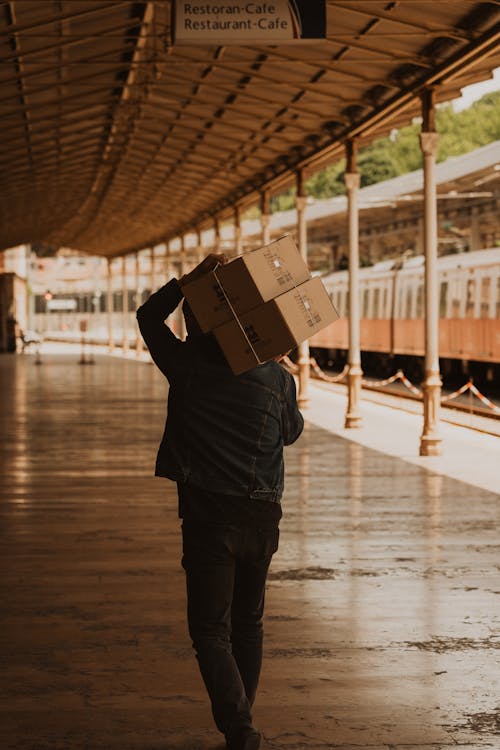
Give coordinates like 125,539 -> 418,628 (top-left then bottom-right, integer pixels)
1,346 -> 499,750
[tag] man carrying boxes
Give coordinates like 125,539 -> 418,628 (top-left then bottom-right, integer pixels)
136,237 -> 336,750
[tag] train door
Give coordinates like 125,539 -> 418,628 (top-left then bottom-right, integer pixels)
449,271 -> 464,318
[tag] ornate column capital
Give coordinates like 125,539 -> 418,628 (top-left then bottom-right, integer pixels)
419,131 -> 439,156
344,172 -> 360,191
295,195 -> 307,212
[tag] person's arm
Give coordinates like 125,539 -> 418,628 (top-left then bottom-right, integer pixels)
136,253 -> 227,379
281,370 -> 304,445
136,279 -> 185,378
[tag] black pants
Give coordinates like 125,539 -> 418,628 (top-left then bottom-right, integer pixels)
181,520 -> 279,737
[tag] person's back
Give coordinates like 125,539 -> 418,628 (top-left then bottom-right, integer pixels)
156,334 -> 301,499
137,254 -> 303,750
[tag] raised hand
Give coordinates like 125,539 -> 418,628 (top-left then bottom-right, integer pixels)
179,253 -> 228,287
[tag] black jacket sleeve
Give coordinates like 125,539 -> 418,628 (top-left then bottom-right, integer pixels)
136,279 -> 184,379
281,369 -> 304,445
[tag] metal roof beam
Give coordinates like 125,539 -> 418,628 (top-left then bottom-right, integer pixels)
3,1 -> 34,167
331,1 -> 472,42
0,19 -> 141,64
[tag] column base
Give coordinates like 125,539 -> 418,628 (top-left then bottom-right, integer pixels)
419,435 -> 442,457
419,371 -> 442,456
344,413 -> 362,429
344,365 -> 363,429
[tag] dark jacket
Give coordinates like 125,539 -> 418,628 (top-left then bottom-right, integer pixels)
136,279 -> 304,502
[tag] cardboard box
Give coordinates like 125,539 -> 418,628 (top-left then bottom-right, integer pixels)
214,276 -> 338,375
182,235 -> 310,333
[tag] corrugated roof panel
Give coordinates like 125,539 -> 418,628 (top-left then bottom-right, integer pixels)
0,0 -> 499,254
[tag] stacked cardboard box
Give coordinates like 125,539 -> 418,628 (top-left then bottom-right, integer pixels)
182,235 -> 338,375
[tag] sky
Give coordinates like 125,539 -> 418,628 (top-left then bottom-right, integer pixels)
451,66 -> 500,111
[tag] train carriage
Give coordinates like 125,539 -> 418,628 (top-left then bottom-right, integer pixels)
311,247 -> 500,383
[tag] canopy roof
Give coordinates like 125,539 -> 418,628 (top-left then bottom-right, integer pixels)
1,0 -> 499,257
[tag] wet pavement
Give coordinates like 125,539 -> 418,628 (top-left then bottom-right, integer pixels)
1,349 -> 499,750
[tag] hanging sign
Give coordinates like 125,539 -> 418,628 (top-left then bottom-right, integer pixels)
173,1 -> 326,44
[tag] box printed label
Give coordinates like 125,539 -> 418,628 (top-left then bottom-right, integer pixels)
293,289 -> 321,328
244,324 -> 260,345
263,248 -> 293,288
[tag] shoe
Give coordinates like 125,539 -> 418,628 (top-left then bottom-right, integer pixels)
226,726 -> 261,750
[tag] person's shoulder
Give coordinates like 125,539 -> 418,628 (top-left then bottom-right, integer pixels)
245,360 -> 291,387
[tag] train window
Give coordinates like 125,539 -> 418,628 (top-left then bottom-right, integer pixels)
362,289 -> 369,318
338,290 -> 345,318
404,284 -> 412,319
439,282 -> 448,317
450,275 -> 461,317
395,286 -> 403,319
480,277 -> 491,319
466,278 -> 475,318
333,291 -> 341,318
373,288 -> 380,319
382,286 -> 388,318
335,291 -> 341,317
329,291 -> 338,317
416,284 -> 424,318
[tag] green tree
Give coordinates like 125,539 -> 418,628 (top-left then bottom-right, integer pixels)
306,159 -> 346,197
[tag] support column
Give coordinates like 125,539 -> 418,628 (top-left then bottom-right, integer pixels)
470,208 -> 481,252
26,248 -> 35,333
121,256 -> 129,353
415,217 -> 424,255
296,170 -> 309,407
214,218 -> 221,253
165,241 -> 171,280
107,257 -> 114,352
344,140 -> 363,428
178,237 -> 186,340
419,90 -> 442,456
196,228 -> 204,263
331,241 -> 339,271
234,207 -> 243,255
261,191 -> 271,246
135,251 -> 142,358
150,246 -> 156,293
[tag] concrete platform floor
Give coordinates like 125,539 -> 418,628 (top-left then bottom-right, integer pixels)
1,349 -> 499,750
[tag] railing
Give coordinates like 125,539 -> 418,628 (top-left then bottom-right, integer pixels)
282,356 -> 500,415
